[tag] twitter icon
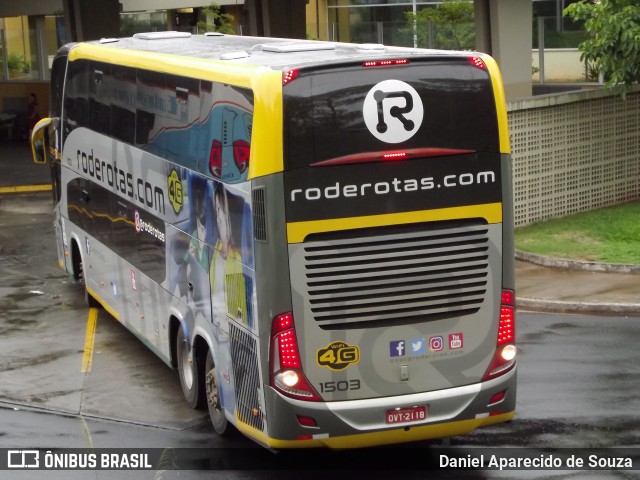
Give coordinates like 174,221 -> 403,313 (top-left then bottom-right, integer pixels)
409,337 -> 426,356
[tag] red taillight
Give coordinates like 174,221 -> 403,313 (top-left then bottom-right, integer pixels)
313,147 -> 475,167
382,151 -> 408,160
273,312 -> 294,332
501,290 -> 514,306
277,330 -> 301,369
468,55 -> 487,70
362,59 -> 409,68
482,289 -> 517,381
498,307 -> 515,345
270,313 -> 321,401
233,139 -> 250,174
488,391 -> 506,406
209,139 -> 222,178
297,415 -> 318,428
282,68 -> 299,85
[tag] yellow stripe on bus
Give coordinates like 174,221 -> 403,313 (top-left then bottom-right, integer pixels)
286,203 -> 503,244
86,286 -> 122,323
69,43 -> 261,89
69,43 -> 285,179
248,71 -> 284,179
81,308 -> 99,373
481,54 -> 511,155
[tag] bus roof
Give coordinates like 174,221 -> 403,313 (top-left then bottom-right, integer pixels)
79,32 -> 477,71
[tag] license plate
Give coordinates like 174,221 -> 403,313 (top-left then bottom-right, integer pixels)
385,405 -> 427,424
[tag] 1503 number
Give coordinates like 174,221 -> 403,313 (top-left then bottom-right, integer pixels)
318,379 -> 361,393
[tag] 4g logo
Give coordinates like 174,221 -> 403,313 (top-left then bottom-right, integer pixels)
317,341 -> 360,371
167,169 -> 183,214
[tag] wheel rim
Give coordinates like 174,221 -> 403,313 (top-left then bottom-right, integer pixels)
206,365 -> 221,412
180,341 -> 194,390
208,362 -> 229,432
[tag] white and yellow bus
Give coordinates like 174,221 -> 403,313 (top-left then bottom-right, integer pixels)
32,31 -> 516,449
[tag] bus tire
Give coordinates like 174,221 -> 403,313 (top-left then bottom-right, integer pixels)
71,241 -> 99,308
205,349 -> 228,435
176,327 -> 204,409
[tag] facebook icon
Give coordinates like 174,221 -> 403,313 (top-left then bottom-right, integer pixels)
390,340 -> 406,357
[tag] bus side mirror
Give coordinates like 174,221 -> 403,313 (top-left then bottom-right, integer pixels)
31,117 -> 53,164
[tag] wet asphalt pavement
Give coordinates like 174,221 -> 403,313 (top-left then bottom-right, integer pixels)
1,192 -> 640,479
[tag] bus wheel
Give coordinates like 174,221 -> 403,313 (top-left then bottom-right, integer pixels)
72,241 -> 99,308
205,350 -> 228,435
176,327 -> 203,409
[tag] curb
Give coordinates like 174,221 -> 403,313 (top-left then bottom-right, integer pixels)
516,297 -> 640,316
515,250 -> 640,275
516,250 -> 640,316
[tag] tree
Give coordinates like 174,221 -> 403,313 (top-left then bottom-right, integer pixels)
197,3 -> 235,35
564,0 -> 640,93
404,0 -> 475,50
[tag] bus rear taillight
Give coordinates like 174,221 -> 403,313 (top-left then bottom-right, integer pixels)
362,59 -> 409,68
282,68 -> 299,85
482,289 -> 516,381
468,55 -> 488,71
382,151 -> 408,160
270,313 -> 321,401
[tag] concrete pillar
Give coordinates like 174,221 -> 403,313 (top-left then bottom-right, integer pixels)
245,0 -> 306,39
34,15 -> 49,80
62,0 -> 120,42
475,0 -> 532,100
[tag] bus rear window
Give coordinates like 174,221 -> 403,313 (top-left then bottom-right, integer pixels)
283,58 -> 499,170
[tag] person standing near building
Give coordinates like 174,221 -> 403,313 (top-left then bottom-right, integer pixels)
26,92 -> 41,140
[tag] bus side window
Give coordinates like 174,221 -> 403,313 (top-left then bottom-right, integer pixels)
64,59 -> 90,137
110,65 -> 136,145
164,74 -> 200,170
88,62 -> 111,136
67,178 -> 92,232
136,69 -> 164,153
90,182 -> 113,246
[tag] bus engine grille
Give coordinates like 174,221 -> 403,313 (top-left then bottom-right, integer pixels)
300,221 -> 490,329
229,323 -> 264,431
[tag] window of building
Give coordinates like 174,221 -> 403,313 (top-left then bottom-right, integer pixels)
326,1 -> 474,49
0,15 -> 66,81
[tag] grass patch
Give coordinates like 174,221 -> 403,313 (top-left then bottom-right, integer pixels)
515,201 -> 640,264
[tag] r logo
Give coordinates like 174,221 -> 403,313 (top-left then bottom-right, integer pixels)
363,80 -> 423,144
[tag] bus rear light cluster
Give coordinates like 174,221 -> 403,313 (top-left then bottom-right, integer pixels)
282,68 -> 300,85
382,152 -> 408,160
270,313 -> 321,401
488,390 -> 506,406
482,289 -> 517,381
314,147 -> 475,167
362,59 -> 409,68
468,55 -> 488,70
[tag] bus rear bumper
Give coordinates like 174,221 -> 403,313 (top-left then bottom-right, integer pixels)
256,367 -> 516,449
